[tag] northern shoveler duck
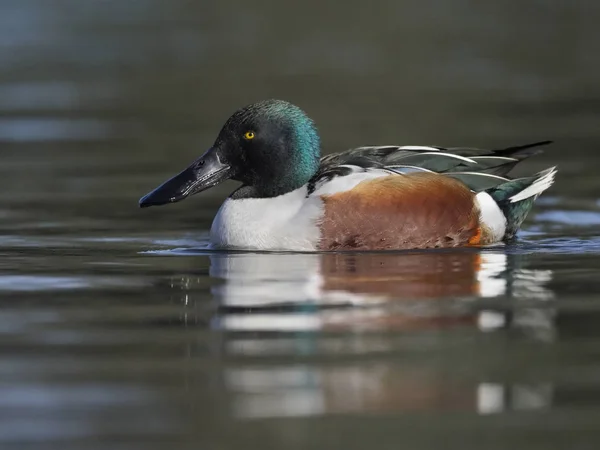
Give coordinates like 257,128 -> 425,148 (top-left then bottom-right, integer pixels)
139,99 -> 556,251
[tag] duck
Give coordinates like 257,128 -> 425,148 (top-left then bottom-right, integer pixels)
139,99 -> 556,251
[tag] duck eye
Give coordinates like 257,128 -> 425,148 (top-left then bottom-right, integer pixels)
243,131 -> 255,140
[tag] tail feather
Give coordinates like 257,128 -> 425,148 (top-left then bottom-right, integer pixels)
483,141 -> 554,176
491,140 -> 553,160
486,167 -> 557,238
508,167 -> 557,203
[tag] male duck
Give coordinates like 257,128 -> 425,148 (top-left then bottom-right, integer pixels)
140,99 -> 556,251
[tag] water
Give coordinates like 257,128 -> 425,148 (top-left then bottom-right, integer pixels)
1,1 -> 600,449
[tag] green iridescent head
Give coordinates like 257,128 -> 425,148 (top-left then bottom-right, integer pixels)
215,99 -> 321,198
139,100 -> 322,207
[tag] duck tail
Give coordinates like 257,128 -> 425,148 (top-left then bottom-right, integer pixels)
485,167 -> 557,238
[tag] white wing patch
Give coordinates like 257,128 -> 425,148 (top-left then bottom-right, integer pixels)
419,152 -> 477,164
387,165 -> 435,174
351,145 -> 439,152
450,172 -> 509,180
471,156 -> 518,163
397,145 -> 441,151
395,152 -> 478,167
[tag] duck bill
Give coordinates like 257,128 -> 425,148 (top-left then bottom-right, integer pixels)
139,147 -> 232,208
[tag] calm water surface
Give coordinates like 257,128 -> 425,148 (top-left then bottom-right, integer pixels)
1,1 -> 600,449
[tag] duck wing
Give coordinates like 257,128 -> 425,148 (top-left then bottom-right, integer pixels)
309,140 -> 552,194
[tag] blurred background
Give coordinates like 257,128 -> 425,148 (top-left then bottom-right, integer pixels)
1,1 -> 600,449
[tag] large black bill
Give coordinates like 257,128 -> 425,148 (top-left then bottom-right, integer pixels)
139,147 -> 232,208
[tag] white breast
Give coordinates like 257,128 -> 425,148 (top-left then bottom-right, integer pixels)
210,186 -> 323,251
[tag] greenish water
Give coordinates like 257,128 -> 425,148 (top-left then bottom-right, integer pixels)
2,1 -> 600,449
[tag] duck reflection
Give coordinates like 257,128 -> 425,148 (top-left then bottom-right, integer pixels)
207,250 -> 554,333
172,249 -> 556,419
224,365 -> 554,419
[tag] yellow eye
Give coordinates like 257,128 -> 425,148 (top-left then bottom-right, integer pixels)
243,131 -> 255,140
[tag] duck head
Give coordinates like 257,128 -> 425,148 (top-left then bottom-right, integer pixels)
139,99 -> 321,207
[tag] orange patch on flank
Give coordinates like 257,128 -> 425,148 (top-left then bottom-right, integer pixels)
468,227 -> 483,245
319,173 -> 481,251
